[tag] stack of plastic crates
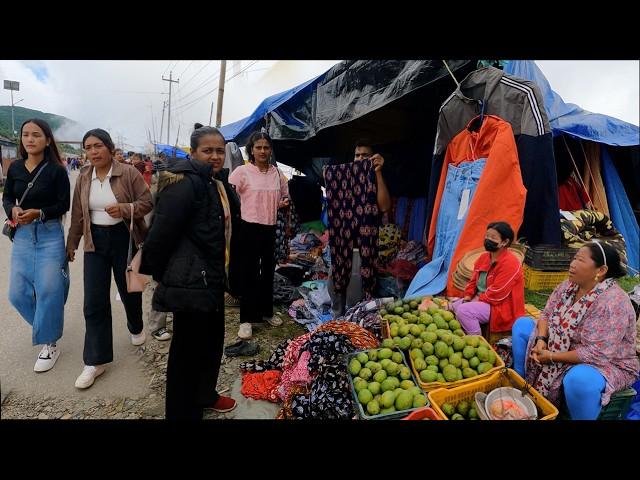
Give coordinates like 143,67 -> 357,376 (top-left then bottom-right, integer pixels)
523,244 -> 577,291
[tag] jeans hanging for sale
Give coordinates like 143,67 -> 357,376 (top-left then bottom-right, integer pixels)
323,160 -> 378,300
405,159 -> 486,298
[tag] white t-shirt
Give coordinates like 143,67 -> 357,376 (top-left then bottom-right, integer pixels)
89,166 -> 122,226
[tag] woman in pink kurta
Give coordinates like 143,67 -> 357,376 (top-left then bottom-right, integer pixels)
512,242 -> 638,419
229,131 -> 289,341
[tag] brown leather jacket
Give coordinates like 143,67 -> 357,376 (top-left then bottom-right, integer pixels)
67,160 -> 153,253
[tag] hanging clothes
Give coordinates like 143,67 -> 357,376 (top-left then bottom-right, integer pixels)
323,160 -> 379,299
394,197 -> 428,243
288,175 -> 323,223
274,203 -> 300,264
224,142 -> 245,172
558,172 -> 591,211
428,66 -> 559,247
405,160 -> 486,297
422,115 -> 527,298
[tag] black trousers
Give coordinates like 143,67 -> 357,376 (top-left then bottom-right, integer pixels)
165,308 -> 225,420
83,222 -> 143,365
240,220 -> 276,324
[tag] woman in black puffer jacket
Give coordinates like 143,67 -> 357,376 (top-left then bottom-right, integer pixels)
140,123 -> 240,420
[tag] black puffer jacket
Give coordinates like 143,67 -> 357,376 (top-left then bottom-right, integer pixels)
140,158 -> 240,313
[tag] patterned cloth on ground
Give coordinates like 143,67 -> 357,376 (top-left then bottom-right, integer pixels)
240,370 -> 282,403
239,339 -> 292,372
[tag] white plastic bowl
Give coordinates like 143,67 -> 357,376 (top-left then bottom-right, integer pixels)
485,387 -> 537,420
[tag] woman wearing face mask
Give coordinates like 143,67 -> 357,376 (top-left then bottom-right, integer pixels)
451,221 -> 525,335
140,123 -> 240,419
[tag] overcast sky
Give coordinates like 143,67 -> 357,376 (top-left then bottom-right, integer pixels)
1,60 -> 637,151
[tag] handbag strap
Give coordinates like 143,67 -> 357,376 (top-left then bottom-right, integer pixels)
16,162 -> 49,207
127,203 -> 134,265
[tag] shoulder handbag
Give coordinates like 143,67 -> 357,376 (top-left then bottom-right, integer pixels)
126,203 -> 150,292
3,162 -> 49,241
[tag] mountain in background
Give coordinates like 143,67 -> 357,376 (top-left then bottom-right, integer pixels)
0,105 -> 82,154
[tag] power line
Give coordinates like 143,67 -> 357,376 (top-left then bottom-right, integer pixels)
179,60 -> 214,91
178,60 -> 195,78
161,60 -> 174,76
173,61 -> 259,116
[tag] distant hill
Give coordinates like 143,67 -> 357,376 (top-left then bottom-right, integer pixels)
0,105 -> 81,154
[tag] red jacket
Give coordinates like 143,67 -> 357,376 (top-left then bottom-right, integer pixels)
464,249 -> 525,332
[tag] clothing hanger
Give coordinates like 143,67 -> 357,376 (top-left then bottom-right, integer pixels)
468,99 -> 486,133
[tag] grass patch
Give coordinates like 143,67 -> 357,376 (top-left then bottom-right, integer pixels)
525,275 -> 639,311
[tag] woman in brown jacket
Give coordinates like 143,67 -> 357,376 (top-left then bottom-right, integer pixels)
66,129 -> 153,389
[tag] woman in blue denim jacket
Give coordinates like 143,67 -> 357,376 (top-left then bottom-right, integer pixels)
2,119 -> 70,373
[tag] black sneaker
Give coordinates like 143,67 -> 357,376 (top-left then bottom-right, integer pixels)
152,327 -> 171,341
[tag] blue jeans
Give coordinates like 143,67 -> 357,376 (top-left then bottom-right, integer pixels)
405,159 -> 486,298
9,219 -> 68,345
512,317 -> 606,420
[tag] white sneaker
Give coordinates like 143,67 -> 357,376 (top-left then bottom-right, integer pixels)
34,344 -> 60,372
264,316 -> 283,327
131,330 -> 146,346
74,365 -> 106,389
238,323 -> 252,340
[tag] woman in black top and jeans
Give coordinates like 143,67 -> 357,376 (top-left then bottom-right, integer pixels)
2,118 -> 70,373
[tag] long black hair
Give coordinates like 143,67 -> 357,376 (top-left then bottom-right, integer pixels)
18,118 -> 65,167
245,131 -> 272,163
584,242 -> 626,279
82,128 -> 115,153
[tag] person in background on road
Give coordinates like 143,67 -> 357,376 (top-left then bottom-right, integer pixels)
228,131 -> 289,341
140,123 -> 239,419
114,148 -> 125,164
143,155 -> 153,188
66,128 -> 153,389
2,118 -> 71,373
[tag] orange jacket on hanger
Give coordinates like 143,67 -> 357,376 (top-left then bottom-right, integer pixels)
428,115 -> 527,297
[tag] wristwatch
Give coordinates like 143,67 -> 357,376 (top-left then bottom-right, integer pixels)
535,335 -> 548,343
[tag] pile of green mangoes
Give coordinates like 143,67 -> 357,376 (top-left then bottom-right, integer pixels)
440,400 -> 479,420
348,348 -> 427,417
380,298 -> 498,384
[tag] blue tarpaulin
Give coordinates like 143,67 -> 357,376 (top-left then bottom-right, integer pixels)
602,146 -> 640,274
154,143 -> 188,158
504,61 -> 639,146
219,71 -> 330,146
505,61 -> 639,273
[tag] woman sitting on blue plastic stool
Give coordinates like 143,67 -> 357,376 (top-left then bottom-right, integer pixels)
512,242 -> 639,420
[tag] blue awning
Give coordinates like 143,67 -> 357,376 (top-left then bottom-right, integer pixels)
219,71 -> 330,145
504,61 -> 639,146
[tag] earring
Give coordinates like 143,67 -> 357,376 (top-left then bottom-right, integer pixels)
594,275 -> 599,282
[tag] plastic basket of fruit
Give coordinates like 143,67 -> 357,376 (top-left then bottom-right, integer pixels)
428,368 -> 558,420
401,407 -> 442,420
347,346 -> 429,420
380,297 -> 504,391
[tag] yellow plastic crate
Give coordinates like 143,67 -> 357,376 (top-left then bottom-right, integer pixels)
428,368 -> 559,420
408,335 -> 505,392
524,303 -> 542,319
523,265 -> 568,291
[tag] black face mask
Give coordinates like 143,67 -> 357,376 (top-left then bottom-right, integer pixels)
484,239 -> 500,252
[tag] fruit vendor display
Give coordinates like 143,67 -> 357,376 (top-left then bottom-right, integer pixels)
348,348 -> 427,418
439,400 -> 479,420
380,297 -> 499,385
